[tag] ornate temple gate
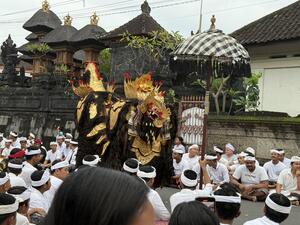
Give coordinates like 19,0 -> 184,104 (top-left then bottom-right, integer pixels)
177,96 -> 205,145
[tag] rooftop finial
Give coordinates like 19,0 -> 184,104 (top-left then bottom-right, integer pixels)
141,0 -> 151,15
64,14 -> 73,26
90,12 -> 99,25
42,0 -> 50,12
209,15 -> 216,31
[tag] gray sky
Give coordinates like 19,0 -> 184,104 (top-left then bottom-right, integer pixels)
0,0 -> 298,46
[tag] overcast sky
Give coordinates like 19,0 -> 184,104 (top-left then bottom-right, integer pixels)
0,0 -> 298,47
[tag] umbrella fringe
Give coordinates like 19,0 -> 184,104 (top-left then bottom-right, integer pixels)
169,57 -> 251,79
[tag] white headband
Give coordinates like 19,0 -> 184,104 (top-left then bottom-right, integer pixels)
82,155 -> 100,167
10,131 -> 18,137
137,168 -> 156,179
214,146 -> 223,153
8,162 -> 23,169
9,190 -> 31,202
25,149 -> 41,156
188,144 -> 199,150
265,195 -> 291,214
31,170 -> 50,187
180,172 -> 197,187
123,163 -> 138,173
205,154 -> 218,160
226,143 -> 235,151
50,142 -> 57,146
270,149 -> 281,154
0,200 -> 18,214
238,152 -> 248,157
51,161 -> 69,170
29,133 -> 35,138
0,173 -> 9,186
70,140 -> 78,145
214,195 -> 241,203
291,156 -> 300,163
244,156 -> 256,161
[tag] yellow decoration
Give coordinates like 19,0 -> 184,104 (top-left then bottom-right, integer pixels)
109,101 -> 126,129
96,135 -> 106,144
131,136 -> 161,165
101,141 -> 110,156
76,96 -> 88,122
90,12 -> 99,25
86,123 -> 106,137
89,103 -> 97,119
42,0 -> 50,12
64,14 -> 73,26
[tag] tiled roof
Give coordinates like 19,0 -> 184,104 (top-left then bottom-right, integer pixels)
231,1 -> 300,45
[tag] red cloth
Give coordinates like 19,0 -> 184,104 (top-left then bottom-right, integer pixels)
9,150 -> 25,159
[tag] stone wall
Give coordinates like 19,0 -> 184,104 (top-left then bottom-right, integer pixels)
0,85 -> 78,145
207,116 -> 300,159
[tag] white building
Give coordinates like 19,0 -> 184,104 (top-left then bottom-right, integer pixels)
232,1 -> 300,117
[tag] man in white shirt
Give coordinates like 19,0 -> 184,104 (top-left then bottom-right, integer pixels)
56,135 -> 66,156
19,137 -> 28,151
205,153 -> 229,185
244,193 -> 291,225
19,147 -> 41,187
231,156 -> 269,201
7,159 -> 26,187
0,133 -> 5,150
30,170 -> 51,214
65,140 -> 78,169
214,146 -> 228,166
1,139 -> 13,158
0,172 -> 11,193
27,132 -> 35,147
221,143 -> 237,166
182,144 -> 199,170
44,159 -> 69,205
228,152 -> 248,174
0,193 -> 18,224
276,156 -> 300,197
137,165 -> 170,221
171,145 -> 186,185
277,149 -> 291,168
9,131 -> 20,149
169,167 -> 212,212
43,142 -> 62,168
62,138 -> 71,160
263,149 -> 286,188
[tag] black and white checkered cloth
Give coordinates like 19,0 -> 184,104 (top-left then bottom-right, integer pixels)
173,30 -> 250,62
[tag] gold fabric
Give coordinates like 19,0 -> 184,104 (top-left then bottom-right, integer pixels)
86,123 -> 106,137
131,136 -> 161,165
89,103 -> 97,120
109,101 -> 126,130
101,141 -> 110,156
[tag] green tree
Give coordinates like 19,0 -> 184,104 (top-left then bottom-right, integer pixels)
98,48 -> 111,80
26,43 -> 51,56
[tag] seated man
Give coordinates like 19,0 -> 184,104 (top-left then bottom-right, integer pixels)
263,149 -> 286,188
182,144 -> 199,170
214,183 -> 241,225
277,149 -> 291,168
276,156 -> 300,204
228,152 -> 248,174
214,146 -> 228,165
137,165 -> 170,221
231,156 -> 269,201
170,167 -> 212,212
244,193 -> 291,225
171,145 -> 186,185
221,143 -> 237,166
205,153 -> 229,185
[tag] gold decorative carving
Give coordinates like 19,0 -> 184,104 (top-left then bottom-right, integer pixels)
101,141 -> 110,156
90,12 -> 99,25
96,135 -> 106,144
109,101 -> 126,129
64,14 -> 73,26
42,0 -> 50,12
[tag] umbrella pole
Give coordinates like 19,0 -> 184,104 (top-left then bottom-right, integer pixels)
200,57 -> 212,189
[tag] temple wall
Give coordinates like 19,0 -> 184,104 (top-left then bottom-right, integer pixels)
207,116 -> 300,159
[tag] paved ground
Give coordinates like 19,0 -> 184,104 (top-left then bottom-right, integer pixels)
156,187 -> 300,225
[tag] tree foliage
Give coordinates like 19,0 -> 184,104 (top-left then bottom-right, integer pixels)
98,48 -> 111,80
26,43 -> 51,55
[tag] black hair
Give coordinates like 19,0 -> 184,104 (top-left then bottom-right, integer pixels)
0,172 -> 6,179
7,186 -> 29,208
0,193 -> 17,224
7,159 -> 23,175
83,155 -> 97,161
43,167 -> 149,225
31,170 -> 48,189
169,201 -> 219,225
214,183 -> 241,221
265,193 -> 291,223
25,146 -> 40,161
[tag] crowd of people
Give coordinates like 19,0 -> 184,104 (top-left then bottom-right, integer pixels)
0,131 -> 298,225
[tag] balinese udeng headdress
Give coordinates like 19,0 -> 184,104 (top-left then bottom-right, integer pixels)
124,73 -> 170,128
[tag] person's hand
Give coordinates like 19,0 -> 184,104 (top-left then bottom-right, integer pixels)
28,208 -> 46,217
244,185 -> 254,193
199,159 -> 207,168
238,184 -> 245,191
